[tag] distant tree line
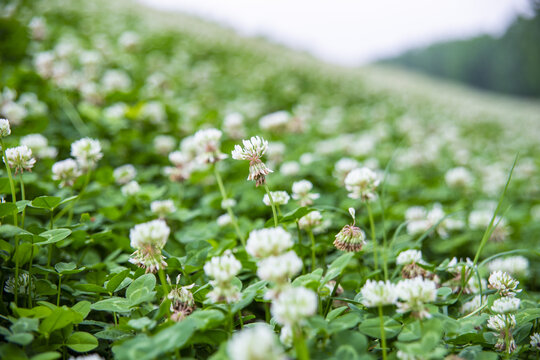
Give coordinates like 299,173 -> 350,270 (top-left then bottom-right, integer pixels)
382,3 -> 540,98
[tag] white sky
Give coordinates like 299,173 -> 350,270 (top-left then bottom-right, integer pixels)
138,0 -> 534,66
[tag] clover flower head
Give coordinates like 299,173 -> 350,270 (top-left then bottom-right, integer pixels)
121,180 -> 140,196
271,286 -> 317,327
360,280 -> 398,307
487,256 -> 529,278
71,137 -> 103,171
167,275 -> 195,322
488,271 -> 521,297
221,198 -> 237,209
334,157 -> 359,184
445,167 -> 474,188
129,220 -> 170,273
460,295 -> 486,315
4,145 -> 36,174
223,112 -> 246,139
246,227 -> 293,259
113,164 -> 136,185
334,209 -> 366,252
150,199 -> 176,218
298,210 -> 322,230
491,297 -> 520,314
52,158 -> 81,187
487,314 -> 516,332
227,323 -> 286,360
232,136 -> 272,186
396,250 -> 423,266
257,251 -> 302,284
204,250 -> 242,303
531,333 -> 540,349
0,118 -> 11,137
396,277 -> 437,318
263,191 -> 290,206
292,180 -> 320,206
4,273 -> 34,295
154,135 -> 176,155
21,134 -> 57,159
217,213 -> 232,227
344,167 -> 380,202
193,128 -> 227,164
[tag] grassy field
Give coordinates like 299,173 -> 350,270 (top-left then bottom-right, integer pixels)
0,0 -> 539,359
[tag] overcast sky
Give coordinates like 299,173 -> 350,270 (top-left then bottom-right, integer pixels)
138,0 -> 534,66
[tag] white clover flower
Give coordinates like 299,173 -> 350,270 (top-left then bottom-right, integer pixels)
280,161 -> 300,176
121,181 -> 140,197
4,146 -> 36,174
396,250 -> 423,266
21,134 -> 57,159
71,137 -> 103,171
150,199 -> 176,218
259,110 -> 290,132
2,101 -> 27,125
118,31 -> 140,51
279,325 -> 293,348
4,273 -> 34,295
271,286 -> 317,327
257,251 -> 302,284
263,191 -> 290,206
344,167 -> 380,202
487,314 -> 516,332
0,118 -> 11,137
34,51 -> 55,78
298,211 -> 323,230
102,69 -> 131,93
192,128 -> 227,164
223,112 -> 245,139
469,209 -> 509,242
445,167 -> 474,188
334,157 -> 359,184
232,136 -> 273,187
291,180 -> 320,206
29,17 -> 47,41
334,208 -> 366,252
396,277 -> 437,318
267,142 -> 286,165
52,158 -> 81,187
227,323 -> 286,360
217,213 -> 232,227
460,295 -> 486,315
491,297 -> 520,314
154,135 -> 176,155
68,354 -> 104,360
487,256 -> 529,278
167,151 -> 193,182
113,164 -> 136,185
396,350 -> 421,360
221,198 -> 237,209
129,220 -> 170,273
167,277 -> 195,322
204,250 -> 242,303
360,280 -> 398,307
140,101 -> 166,125
531,333 -> 540,349
246,228 -> 293,258
488,271 -> 521,297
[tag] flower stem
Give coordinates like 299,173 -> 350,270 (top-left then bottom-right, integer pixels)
263,184 -> 278,227
308,229 -> 316,271
19,173 -> 25,228
1,138 -> 17,226
213,165 -> 245,247
366,202 -> 379,276
378,305 -> 388,360
294,326 -> 310,360
158,269 -> 171,319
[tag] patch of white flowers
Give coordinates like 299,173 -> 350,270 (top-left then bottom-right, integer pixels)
246,228 -> 293,259
113,164 -> 136,185
52,159 -> 81,187
360,280 -> 398,307
291,180 -> 319,206
71,137 -> 103,171
271,286 -> 317,327
263,191 -> 290,206
204,250 -> 242,303
150,199 -> 176,218
344,167 -> 379,202
227,324 -> 285,360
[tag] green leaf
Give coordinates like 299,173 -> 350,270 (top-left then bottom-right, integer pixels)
30,352 -> 61,360
31,196 -> 61,211
320,252 -> 354,286
54,262 -> 76,274
36,229 -> 71,245
39,307 -> 81,336
126,274 -> 156,306
329,312 -> 362,334
0,224 -> 32,237
74,283 -> 108,294
66,331 -> 98,352
11,318 -> 39,333
358,316 -> 401,339
72,301 -> 91,319
106,269 -> 130,293
0,203 -> 18,218
6,332 -> 34,346
0,178 -> 11,193
91,297 -> 131,313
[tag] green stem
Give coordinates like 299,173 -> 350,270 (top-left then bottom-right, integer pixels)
113,312 -> 118,327
19,173 -> 25,228
366,202 -> 379,276
158,269 -> 171,319
308,229 -> 316,271
237,310 -> 244,329
213,166 -> 245,247
57,275 -> 62,306
378,197 -> 389,281
46,244 -> 53,281
324,276 -> 341,317
378,305 -> 388,360
263,184 -> 278,227
27,237 -> 34,308
294,326 -> 310,360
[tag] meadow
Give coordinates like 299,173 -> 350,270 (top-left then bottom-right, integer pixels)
0,0 -> 539,359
